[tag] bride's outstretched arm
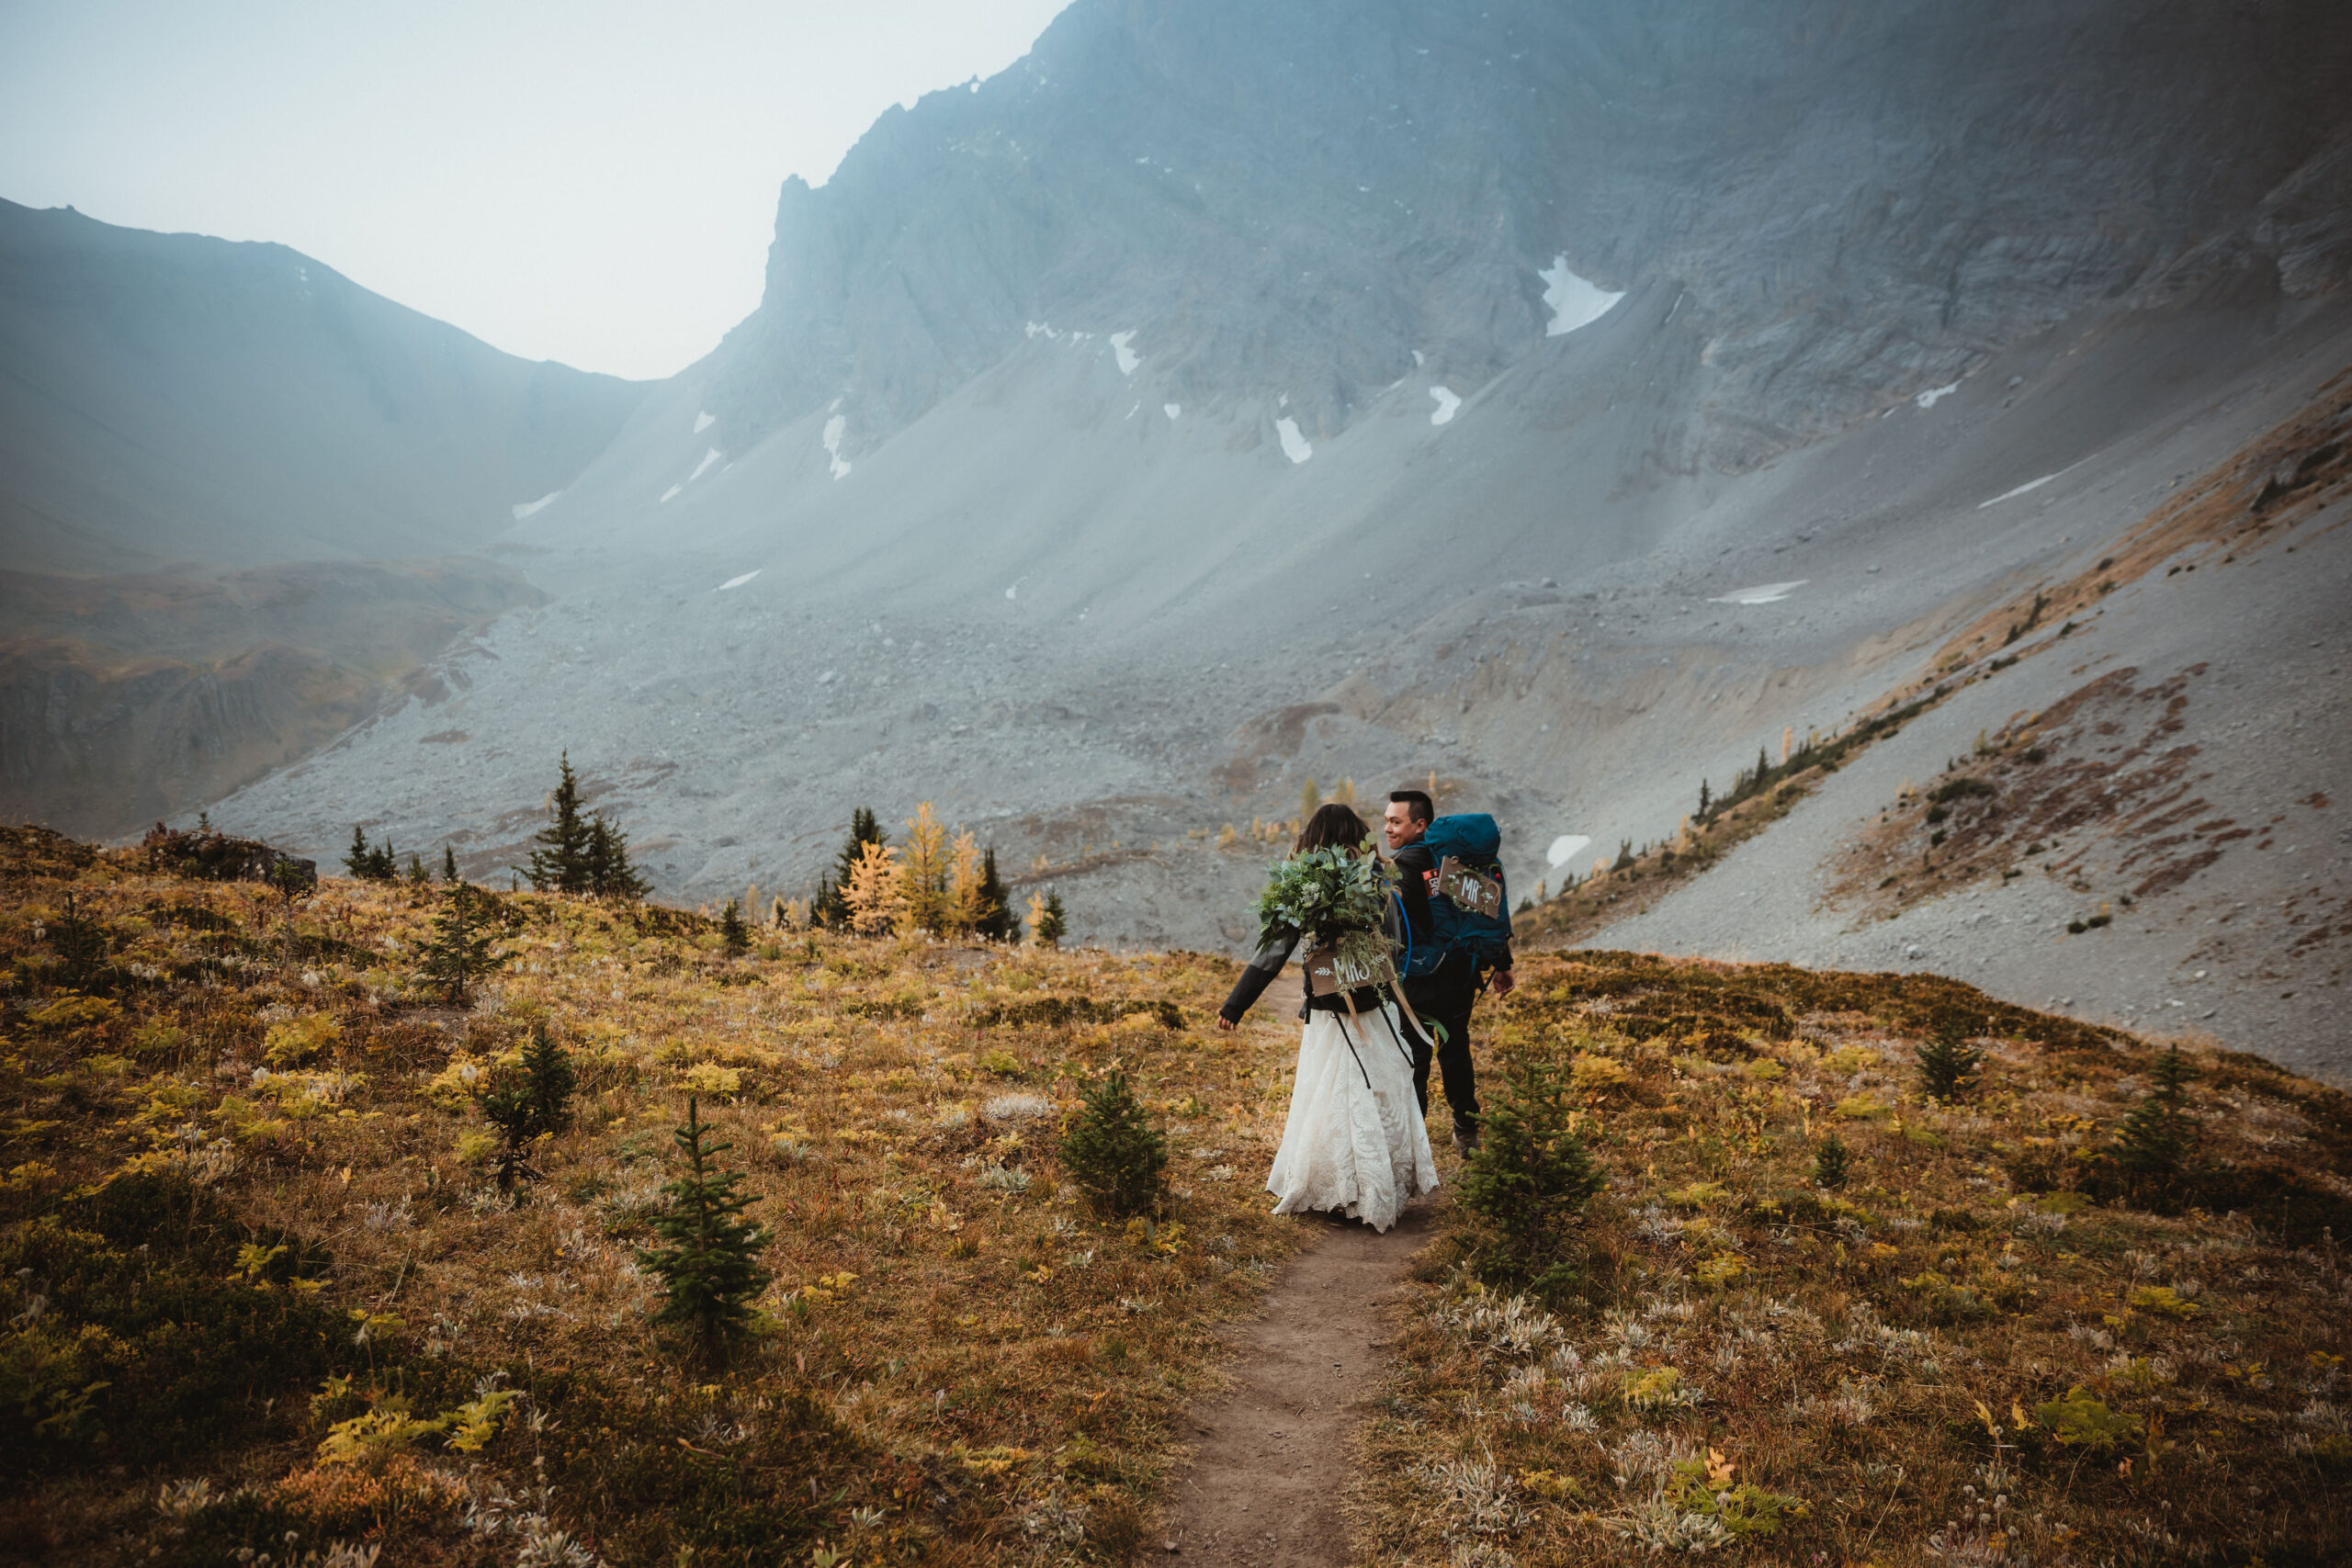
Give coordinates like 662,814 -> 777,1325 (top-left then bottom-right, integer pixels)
1216,923 -> 1299,1028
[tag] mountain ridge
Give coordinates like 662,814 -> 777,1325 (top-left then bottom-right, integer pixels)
0,198 -> 647,574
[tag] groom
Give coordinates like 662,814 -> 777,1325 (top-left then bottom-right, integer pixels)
1384,788 -> 1512,1154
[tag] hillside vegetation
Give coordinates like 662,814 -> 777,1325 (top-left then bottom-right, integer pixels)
3,827 -> 2348,1565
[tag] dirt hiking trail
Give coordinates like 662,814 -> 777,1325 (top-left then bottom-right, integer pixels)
1160,1207 -> 1430,1564
1162,971 -> 1442,1565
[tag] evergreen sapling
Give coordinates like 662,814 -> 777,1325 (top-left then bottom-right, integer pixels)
2110,1046 -> 2199,1200
583,815 -> 650,900
1036,890 -> 1069,948
1457,1057 -> 1606,1300
47,890 -> 108,987
473,1024 -> 575,1192
719,899 -> 751,957
638,1098 -> 771,1363
442,845 -> 458,883
1916,1013 -> 1984,1102
420,882 -> 501,1004
1059,1069 -> 1167,1216
1812,1133 -> 1850,1190
975,847 -> 1020,942
525,753 -> 594,893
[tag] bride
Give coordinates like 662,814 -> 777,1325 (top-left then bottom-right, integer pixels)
1215,803 -> 1439,1232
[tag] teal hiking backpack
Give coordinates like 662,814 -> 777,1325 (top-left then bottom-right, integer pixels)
1400,813 -> 1512,977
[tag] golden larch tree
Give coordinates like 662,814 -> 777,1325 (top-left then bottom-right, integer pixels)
945,828 -> 985,936
899,803 -> 952,935
843,840 -> 907,936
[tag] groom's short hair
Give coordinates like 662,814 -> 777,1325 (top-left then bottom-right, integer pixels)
1388,788 -> 1434,825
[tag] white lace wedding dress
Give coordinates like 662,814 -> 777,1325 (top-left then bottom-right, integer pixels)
1266,1000 -> 1438,1232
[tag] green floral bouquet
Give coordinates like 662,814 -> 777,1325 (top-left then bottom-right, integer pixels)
1254,839 -> 1396,978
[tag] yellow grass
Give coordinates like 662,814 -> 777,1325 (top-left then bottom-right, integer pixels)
0,829 -> 1310,1565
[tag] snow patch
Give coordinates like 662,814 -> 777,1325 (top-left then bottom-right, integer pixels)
1110,331 -> 1140,375
1915,380 -> 1960,410
822,415 -> 851,480
1004,583 -> 1018,601
1275,417 -> 1313,465
1023,320 -> 1058,340
1429,387 -> 1461,425
1545,834 -> 1591,869
693,410 -> 716,434
1163,403 -> 1182,421
1709,581 -> 1807,605
511,491 -> 560,521
1411,349 -> 1425,367
1976,468 -> 2072,508
1538,255 -> 1624,336
718,570 -> 760,592
659,484 -> 682,504
688,446 -> 723,482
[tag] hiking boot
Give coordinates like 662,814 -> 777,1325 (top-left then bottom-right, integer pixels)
1452,1127 -> 1481,1156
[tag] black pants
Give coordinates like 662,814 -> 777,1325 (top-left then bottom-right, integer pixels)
1401,954 -> 1482,1137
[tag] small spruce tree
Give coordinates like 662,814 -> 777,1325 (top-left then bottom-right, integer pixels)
442,845 -> 458,883
1060,1070 -> 1167,1216
1036,890 -> 1068,948
407,853 -> 428,886
47,890 -> 108,987
519,1021 -> 576,1135
718,898 -> 751,957
1697,778 -> 1713,820
1812,1133 -> 1850,1190
582,815 -> 650,900
1916,1013 -> 1985,1101
474,1024 -> 575,1192
975,848 -> 1019,942
2110,1046 -> 2199,1198
526,752 -> 594,893
420,882 -> 501,1005
638,1099 -> 771,1363
1457,1057 -> 1606,1299
475,1075 -> 543,1192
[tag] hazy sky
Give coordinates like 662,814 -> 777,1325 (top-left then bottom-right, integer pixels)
0,1 -> 1071,380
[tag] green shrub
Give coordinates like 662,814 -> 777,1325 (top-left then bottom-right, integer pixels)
1812,1134 -> 1850,1189
2034,1386 -> 2141,1451
1058,1069 -> 1167,1217
1457,1056 -> 1605,1299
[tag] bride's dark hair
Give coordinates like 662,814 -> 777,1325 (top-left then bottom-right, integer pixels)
1295,802 -> 1371,853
